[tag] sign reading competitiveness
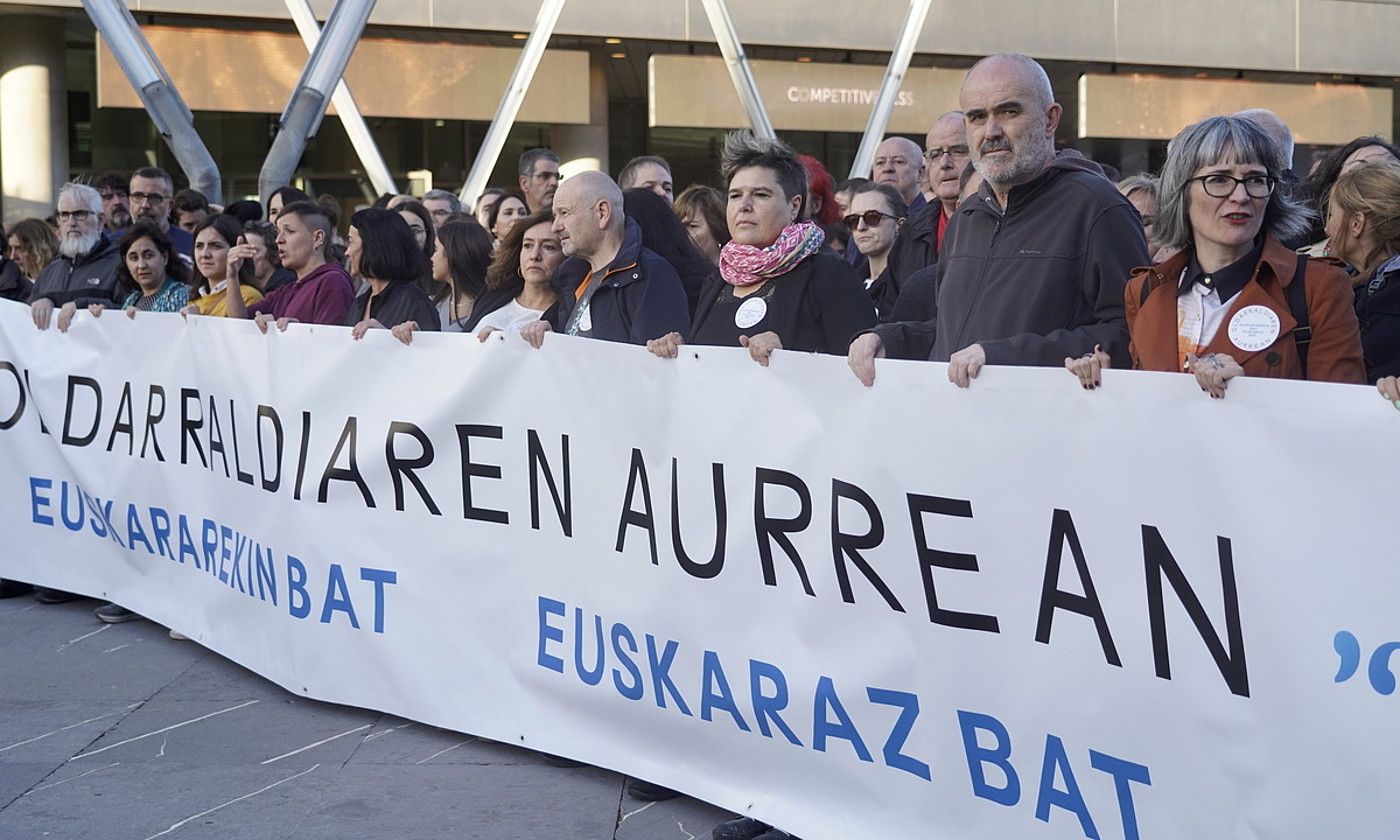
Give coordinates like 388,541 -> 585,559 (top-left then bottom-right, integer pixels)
1,301 -> 1397,839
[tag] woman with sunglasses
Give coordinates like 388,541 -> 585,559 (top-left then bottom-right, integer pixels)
647,130 -> 876,366
1066,115 -> 1363,395
844,181 -> 908,320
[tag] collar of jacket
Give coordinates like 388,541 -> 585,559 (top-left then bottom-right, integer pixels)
1137,234 -> 1303,297
1130,234 -> 1318,371
960,171 -> 1062,220
552,216 -> 646,295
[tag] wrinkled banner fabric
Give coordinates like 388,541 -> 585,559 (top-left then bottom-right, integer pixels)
1,300 -> 1397,839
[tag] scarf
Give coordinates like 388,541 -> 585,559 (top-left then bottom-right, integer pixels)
718,221 -> 824,287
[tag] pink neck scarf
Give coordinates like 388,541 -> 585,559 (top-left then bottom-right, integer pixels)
718,221 -> 825,287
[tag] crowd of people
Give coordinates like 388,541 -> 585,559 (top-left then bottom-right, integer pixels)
5,50 -> 1400,840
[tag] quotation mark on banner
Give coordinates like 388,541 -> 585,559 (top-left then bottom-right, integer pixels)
1333,630 -> 1400,695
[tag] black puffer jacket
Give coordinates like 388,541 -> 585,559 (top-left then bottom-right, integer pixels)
29,234 -> 122,308
0,257 -> 30,302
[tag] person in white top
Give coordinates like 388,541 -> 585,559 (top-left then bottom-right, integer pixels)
470,210 -> 563,338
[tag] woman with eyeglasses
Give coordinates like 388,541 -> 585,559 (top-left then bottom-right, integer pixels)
647,130 -> 876,367
844,182 -> 908,320
1066,115 -> 1364,395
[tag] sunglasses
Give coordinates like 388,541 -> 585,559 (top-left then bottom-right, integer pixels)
843,210 -> 900,230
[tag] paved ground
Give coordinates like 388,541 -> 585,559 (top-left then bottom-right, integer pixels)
0,592 -> 733,839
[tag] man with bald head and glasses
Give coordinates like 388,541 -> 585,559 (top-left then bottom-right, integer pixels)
883,110 -> 972,303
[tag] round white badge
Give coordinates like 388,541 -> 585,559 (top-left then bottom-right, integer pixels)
1227,305 -> 1281,352
734,296 -> 768,329
578,304 -> 592,333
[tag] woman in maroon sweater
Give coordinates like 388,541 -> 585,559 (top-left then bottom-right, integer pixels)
222,200 -> 355,331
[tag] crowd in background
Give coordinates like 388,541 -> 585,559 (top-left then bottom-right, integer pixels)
5,50 -> 1400,840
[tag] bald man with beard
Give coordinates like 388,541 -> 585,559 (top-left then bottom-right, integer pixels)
514,170 -> 689,349
849,53 -> 1148,388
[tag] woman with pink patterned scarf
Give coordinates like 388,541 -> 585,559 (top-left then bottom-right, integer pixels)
647,131 -> 876,367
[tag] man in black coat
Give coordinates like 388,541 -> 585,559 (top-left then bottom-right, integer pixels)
29,182 -> 122,331
882,110 -> 970,308
516,170 -> 689,349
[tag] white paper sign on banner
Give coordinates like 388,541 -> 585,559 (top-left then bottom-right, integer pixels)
1,299 -> 1399,839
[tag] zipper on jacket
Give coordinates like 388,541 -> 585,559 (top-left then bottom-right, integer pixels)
951,210 -> 1003,350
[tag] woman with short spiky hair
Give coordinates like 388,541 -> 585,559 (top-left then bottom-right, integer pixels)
1067,115 -> 1364,396
646,130 -> 876,367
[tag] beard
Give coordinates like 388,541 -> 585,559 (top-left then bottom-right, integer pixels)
974,131 -> 1053,188
108,206 -> 132,228
58,228 -> 102,260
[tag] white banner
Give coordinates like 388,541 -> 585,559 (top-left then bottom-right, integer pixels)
2,299 -> 1399,839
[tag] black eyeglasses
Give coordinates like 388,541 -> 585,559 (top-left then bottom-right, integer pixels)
129,191 -> 169,205
925,145 -> 970,161
843,210 -> 900,230
1190,174 -> 1276,198
57,210 -> 94,221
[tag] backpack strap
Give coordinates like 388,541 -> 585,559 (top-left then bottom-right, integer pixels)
1289,253 -> 1311,377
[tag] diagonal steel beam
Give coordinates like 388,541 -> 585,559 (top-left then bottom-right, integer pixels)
458,0 -> 568,209
284,0 -> 397,198
259,0 -> 377,203
849,0 -> 934,179
81,0 -> 222,203
697,0 -> 775,139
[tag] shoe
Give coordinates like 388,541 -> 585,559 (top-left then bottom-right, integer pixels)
35,587 -> 82,604
626,779 -> 680,801
542,753 -> 586,768
168,629 -> 189,640
94,603 -> 141,624
0,579 -> 33,598
712,817 -> 772,840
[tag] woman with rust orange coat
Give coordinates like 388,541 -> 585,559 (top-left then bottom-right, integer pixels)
1067,115 -> 1364,395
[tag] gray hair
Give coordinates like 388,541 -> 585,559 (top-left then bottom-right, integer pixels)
720,130 -> 808,217
1154,115 -> 1313,252
1116,173 -> 1158,203
422,189 -> 461,213
1233,108 -> 1295,169
961,53 -> 1055,111
59,182 -> 102,215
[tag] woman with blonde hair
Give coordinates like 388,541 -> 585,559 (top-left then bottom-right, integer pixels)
1325,161 -> 1400,387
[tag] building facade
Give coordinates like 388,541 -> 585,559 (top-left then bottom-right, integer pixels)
2,0 -> 1397,222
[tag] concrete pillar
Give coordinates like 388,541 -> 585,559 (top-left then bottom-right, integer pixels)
1,15 -> 68,225
552,52 -> 609,179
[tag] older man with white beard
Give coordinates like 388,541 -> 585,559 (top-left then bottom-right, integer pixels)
29,182 -> 122,331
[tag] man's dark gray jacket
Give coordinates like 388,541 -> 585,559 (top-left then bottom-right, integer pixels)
876,151 -> 1148,367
